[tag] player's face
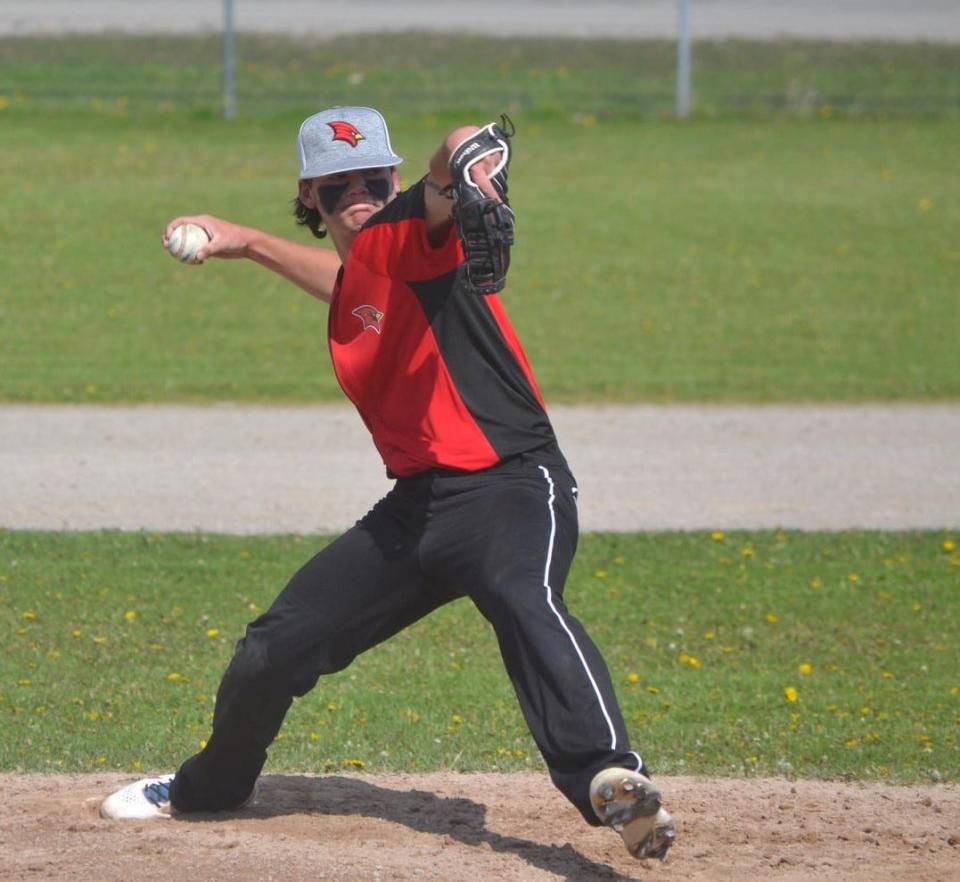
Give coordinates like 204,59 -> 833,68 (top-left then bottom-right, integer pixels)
302,167 -> 398,233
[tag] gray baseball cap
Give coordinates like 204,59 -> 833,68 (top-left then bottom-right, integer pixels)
297,106 -> 404,180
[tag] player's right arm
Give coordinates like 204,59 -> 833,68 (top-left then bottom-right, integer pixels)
163,215 -> 342,303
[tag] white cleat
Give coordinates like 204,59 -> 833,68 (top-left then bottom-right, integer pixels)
100,775 -> 175,820
589,768 -> 676,861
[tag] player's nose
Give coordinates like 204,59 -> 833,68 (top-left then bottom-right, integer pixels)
344,172 -> 372,193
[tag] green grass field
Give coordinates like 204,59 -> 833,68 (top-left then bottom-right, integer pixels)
2,529 -> 957,781
2,33 -> 957,118
1,36 -> 958,403
1,35 -> 958,786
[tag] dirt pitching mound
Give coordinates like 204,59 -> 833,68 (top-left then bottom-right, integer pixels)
2,772 -> 956,881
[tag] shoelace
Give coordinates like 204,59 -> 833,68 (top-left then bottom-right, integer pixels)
143,779 -> 172,806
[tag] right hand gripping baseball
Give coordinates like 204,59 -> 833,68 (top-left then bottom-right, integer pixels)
447,116 -> 516,294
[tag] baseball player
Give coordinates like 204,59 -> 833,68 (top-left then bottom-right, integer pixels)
100,106 -> 675,862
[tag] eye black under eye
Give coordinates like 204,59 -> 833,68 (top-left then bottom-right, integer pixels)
365,178 -> 391,201
317,182 -> 349,213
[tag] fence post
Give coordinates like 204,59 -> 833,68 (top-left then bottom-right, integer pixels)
223,0 -> 237,119
676,0 -> 691,119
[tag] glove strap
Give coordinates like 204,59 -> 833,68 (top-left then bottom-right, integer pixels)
448,114 -> 514,193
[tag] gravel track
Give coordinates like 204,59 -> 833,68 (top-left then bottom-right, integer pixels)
1,402 -> 957,534
2,0 -> 958,41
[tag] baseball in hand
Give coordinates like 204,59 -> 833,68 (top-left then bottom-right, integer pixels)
167,223 -> 210,264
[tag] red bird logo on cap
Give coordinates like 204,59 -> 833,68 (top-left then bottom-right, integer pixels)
352,305 -> 384,334
328,121 -> 365,148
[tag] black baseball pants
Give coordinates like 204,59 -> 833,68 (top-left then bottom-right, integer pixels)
170,445 -> 645,824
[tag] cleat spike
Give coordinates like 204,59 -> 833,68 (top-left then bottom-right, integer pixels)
589,768 -> 676,862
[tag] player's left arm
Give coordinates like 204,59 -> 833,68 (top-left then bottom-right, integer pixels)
423,126 -> 505,245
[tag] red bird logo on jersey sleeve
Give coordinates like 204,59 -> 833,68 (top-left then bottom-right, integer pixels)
352,305 -> 384,334
328,121 -> 365,148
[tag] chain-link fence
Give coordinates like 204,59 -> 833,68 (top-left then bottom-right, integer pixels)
1,2 -> 958,119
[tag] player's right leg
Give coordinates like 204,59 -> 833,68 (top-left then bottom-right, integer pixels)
101,483 -> 455,819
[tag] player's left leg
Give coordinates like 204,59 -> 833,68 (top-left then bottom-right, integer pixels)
422,448 -> 675,859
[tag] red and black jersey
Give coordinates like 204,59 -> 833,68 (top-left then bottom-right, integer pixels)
328,178 -> 557,477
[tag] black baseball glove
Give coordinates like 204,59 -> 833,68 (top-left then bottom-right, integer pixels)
447,115 -> 516,294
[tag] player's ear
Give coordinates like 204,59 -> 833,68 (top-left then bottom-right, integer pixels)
298,179 -> 317,210
390,167 -> 401,195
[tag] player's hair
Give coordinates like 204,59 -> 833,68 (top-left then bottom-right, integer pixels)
292,196 -> 327,239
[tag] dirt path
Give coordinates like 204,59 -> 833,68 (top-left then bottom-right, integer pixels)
1,403 -> 957,534
2,0 -> 959,41
2,772 -> 957,881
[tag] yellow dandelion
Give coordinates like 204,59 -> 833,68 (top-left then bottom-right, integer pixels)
627,672 -> 640,684
918,197 -> 932,212
124,610 -> 137,621
810,577 -> 824,589
451,713 -> 463,724
594,569 -> 607,579
943,539 -> 956,552
646,685 -> 661,695
765,613 -> 779,624
206,628 -> 220,638
911,602 -> 923,612
711,531 -> 725,542
783,686 -> 798,703
23,610 -> 37,621
848,573 -> 860,584
742,546 -> 754,558
327,702 -> 338,712
342,758 -> 366,769
798,662 -> 813,675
